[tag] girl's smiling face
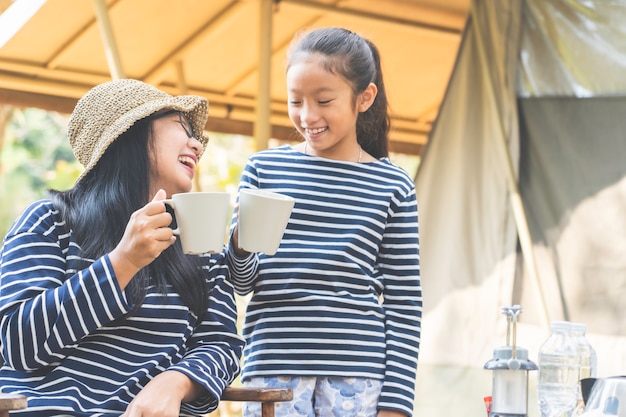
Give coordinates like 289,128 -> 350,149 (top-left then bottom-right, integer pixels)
149,110 -> 203,197
287,53 -> 374,161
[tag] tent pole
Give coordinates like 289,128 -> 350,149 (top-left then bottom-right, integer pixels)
92,0 -> 125,79
470,1 -> 550,330
254,0 -> 272,152
175,60 -> 188,94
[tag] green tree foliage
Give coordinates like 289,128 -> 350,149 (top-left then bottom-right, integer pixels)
0,108 -> 80,237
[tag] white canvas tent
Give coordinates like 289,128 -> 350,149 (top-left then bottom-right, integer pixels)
414,0 -> 626,416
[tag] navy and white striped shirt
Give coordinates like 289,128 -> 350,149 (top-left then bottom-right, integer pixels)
0,200 -> 245,416
229,146 -> 421,416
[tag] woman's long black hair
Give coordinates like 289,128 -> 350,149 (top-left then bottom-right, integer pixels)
49,115 -> 208,317
287,27 -> 390,159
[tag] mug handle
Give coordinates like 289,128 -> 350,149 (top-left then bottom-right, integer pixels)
162,199 -> 180,236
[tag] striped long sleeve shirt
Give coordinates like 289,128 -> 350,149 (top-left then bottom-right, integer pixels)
0,200 -> 245,417
229,145 -> 422,416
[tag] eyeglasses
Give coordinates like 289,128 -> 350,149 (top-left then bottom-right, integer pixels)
150,110 -> 195,139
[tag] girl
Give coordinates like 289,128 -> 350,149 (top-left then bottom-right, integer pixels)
230,27 -> 422,417
0,79 -> 249,417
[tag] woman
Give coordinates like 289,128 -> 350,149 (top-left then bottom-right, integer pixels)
0,79 -> 251,417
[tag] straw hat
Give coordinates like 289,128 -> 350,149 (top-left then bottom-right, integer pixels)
68,78 -> 209,182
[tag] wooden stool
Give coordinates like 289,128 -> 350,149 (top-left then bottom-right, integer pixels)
0,393 -> 27,417
221,386 -> 293,417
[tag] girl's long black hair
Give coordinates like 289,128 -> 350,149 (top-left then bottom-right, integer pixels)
287,27 -> 390,159
49,115 -> 208,317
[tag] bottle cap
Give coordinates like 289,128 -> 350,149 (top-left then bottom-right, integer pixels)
550,320 -> 571,332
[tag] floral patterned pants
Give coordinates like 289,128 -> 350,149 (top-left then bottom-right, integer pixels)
242,376 -> 383,417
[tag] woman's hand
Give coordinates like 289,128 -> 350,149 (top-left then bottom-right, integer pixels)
121,370 -> 203,417
109,189 -> 175,289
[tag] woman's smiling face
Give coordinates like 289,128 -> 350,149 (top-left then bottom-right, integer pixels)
149,111 -> 203,197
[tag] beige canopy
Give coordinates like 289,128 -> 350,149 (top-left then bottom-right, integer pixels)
0,0 -> 470,156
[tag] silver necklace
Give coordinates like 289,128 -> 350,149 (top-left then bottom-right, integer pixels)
304,142 -> 362,163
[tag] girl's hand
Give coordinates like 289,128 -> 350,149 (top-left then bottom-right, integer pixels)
121,370 -> 203,417
231,203 -> 251,257
109,189 -> 175,289
230,224 -> 251,257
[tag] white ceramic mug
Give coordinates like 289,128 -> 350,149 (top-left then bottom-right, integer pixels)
238,189 -> 295,255
163,192 -> 231,254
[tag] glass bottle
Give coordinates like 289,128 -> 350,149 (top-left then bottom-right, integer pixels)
537,321 -> 580,417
